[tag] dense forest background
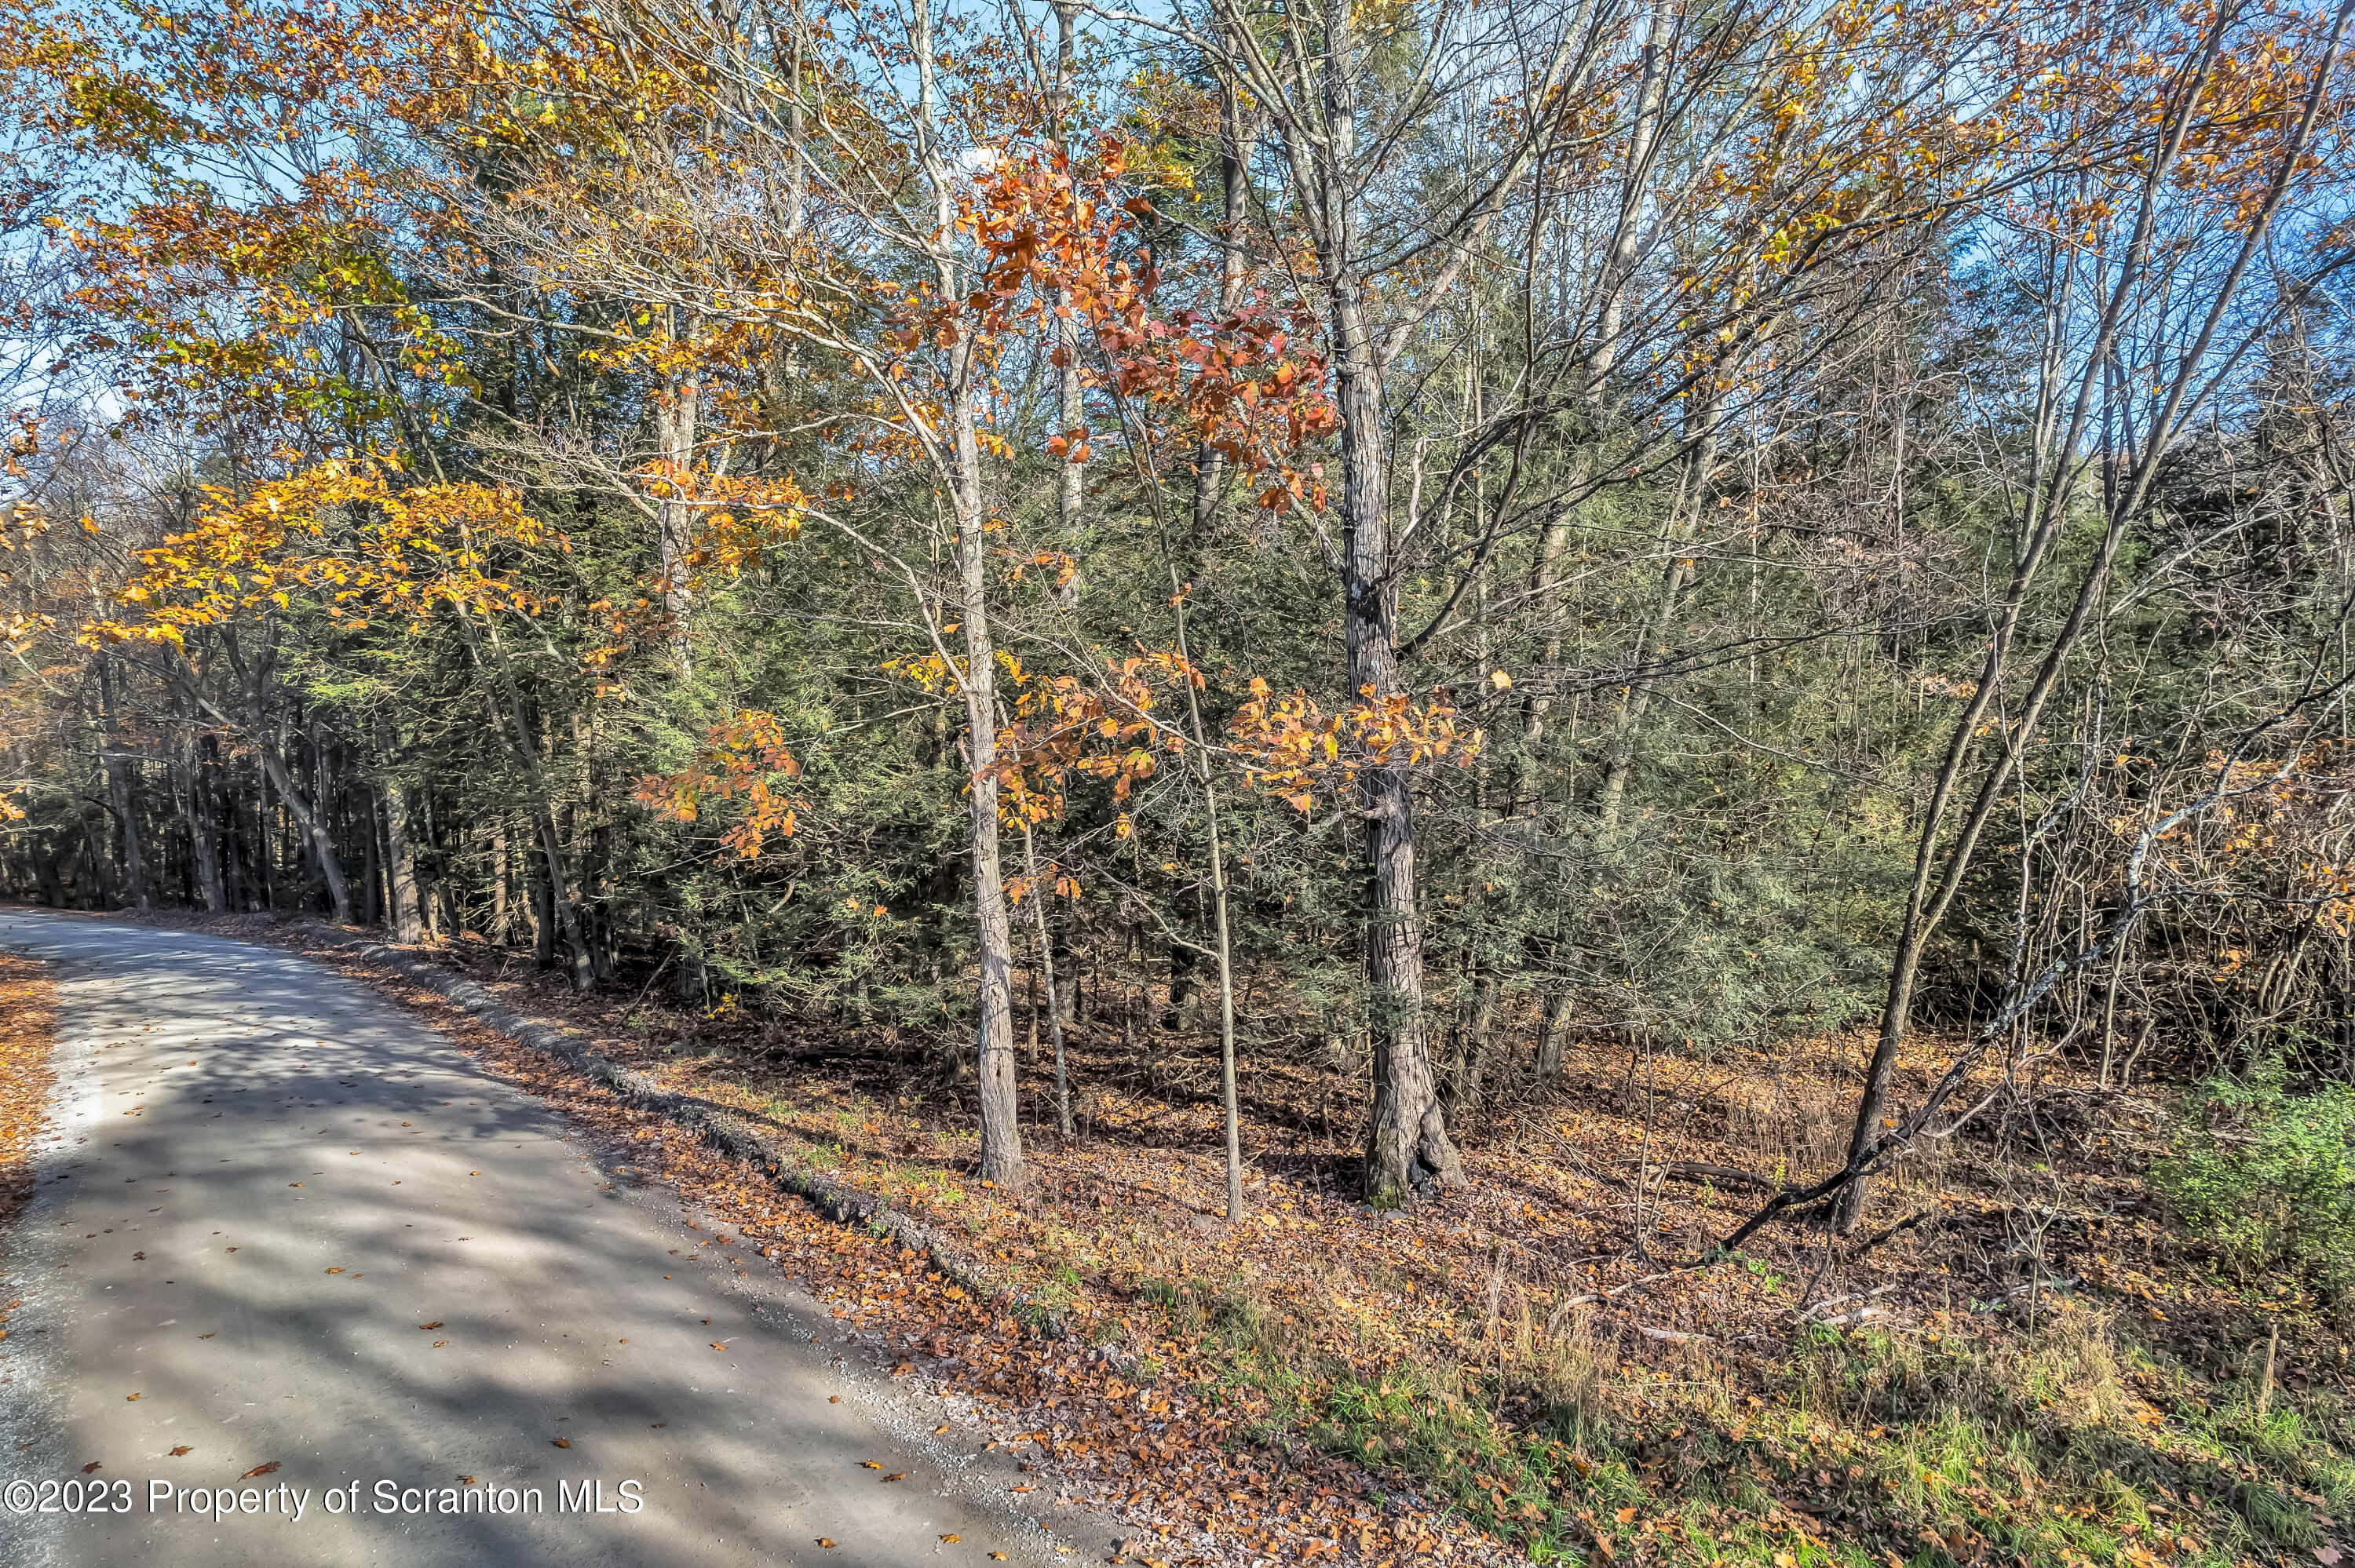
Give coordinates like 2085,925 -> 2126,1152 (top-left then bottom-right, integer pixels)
2,0 -> 2352,1225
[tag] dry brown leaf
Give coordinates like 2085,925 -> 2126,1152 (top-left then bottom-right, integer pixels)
553,1438 -> 571,1449
243,1462 -> 279,1479
168,1446 -> 192,1457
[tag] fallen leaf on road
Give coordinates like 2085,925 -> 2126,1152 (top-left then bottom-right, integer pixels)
816,1540 -> 835,1549
125,1394 -> 139,1402
941,1535 -> 960,1544
882,1472 -> 906,1483
288,1183 -> 299,1187
169,1446 -> 192,1457
325,1267 -> 345,1274
652,1423 -> 666,1429
199,1333 -> 214,1340
934,1424 -> 949,1434
418,1322 -> 444,1330
243,1463 -> 279,1479
553,1438 -> 571,1449
458,1476 -> 476,1486
80,1462 -> 100,1475
131,1252 -> 144,1260
432,1340 -> 449,1347
829,1396 -> 842,1404
861,1460 -> 881,1470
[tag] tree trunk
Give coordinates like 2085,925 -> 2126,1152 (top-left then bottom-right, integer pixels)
1333,282 -> 1460,1203
1022,826 -> 1074,1139
361,786 -> 384,926
176,730 -> 228,912
532,862 -> 554,966
1595,395 -> 1720,833
95,663 -> 151,909
951,366 -> 1025,1190
654,370 -> 699,647
254,726 -> 352,924
379,730 -> 423,943
454,605 -> 594,991
1535,986 -> 1572,1077
492,820 -> 512,943
918,9 -> 1025,1188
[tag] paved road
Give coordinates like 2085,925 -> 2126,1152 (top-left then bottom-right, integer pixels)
0,912 -> 1100,1567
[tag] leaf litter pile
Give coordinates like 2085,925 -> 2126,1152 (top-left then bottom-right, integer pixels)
56,910 -> 2355,1567
0,952 -> 59,1356
0,952 -> 57,1234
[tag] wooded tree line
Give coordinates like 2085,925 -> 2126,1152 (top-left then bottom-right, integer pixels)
2,0 -> 2353,1222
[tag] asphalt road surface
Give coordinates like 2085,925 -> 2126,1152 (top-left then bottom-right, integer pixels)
0,911 -> 1105,1567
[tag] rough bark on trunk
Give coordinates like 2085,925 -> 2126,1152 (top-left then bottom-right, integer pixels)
1333,282 -> 1460,1203
1534,986 -> 1572,1077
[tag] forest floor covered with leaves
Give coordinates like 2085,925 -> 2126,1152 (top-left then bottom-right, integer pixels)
0,950 -> 57,1364
27,910 -> 2355,1568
